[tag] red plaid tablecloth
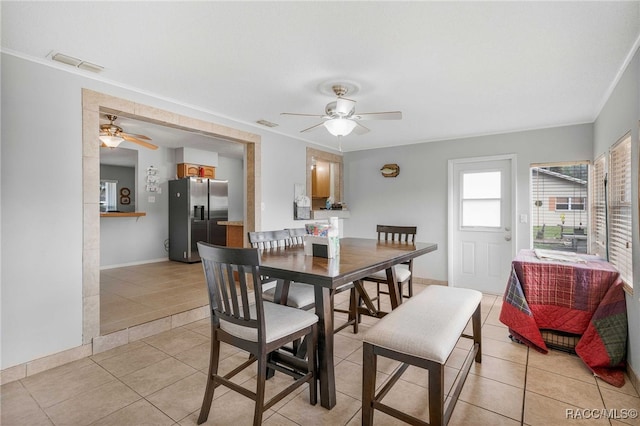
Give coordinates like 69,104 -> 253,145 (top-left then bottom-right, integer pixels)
499,249 -> 627,386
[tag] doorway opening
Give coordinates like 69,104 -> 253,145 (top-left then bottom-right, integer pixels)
82,89 -> 260,344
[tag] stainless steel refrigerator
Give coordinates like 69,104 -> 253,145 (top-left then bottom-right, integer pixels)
168,177 -> 229,263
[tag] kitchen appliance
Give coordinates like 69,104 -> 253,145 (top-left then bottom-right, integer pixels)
169,177 -> 228,263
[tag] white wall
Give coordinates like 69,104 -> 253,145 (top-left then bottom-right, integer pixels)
0,53 -> 318,368
100,145 -> 175,267
215,155 -> 244,221
593,46 -> 640,386
343,124 -> 594,281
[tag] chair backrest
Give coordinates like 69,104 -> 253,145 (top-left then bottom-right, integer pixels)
376,225 -> 417,243
248,230 -> 292,249
287,228 -> 307,245
197,242 -> 266,340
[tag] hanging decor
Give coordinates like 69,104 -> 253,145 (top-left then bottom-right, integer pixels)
380,163 -> 400,178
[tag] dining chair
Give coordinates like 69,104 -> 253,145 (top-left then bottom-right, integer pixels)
287,227 -> 307,245
363,225 -> 417,310
248,230 -> 316,310
196,242 -> 318,426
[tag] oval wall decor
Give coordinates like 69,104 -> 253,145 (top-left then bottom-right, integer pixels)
380,163 -> 400,178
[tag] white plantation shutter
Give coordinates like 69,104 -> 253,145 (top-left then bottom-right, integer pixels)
608,135 -> 632,286
591,155 -> 606,257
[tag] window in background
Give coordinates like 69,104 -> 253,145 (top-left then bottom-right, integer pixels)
531,162 -> 589,253
608,134 -> 633,288
100,180 -> 118,212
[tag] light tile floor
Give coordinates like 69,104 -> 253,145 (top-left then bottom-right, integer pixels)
2,262 -> 639,425
100,262 -> 207,334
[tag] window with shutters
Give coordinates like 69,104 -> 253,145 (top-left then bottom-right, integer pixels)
608,134 -> 632,287
590,155 -> 607,257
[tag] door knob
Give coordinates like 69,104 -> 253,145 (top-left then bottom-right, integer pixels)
505,235 -> 512,241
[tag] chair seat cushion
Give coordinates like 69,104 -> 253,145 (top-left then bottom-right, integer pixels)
220,301 -> 318,343
363,285 -> 482,363
366,265 -> 411,283
263,282 -> 316,309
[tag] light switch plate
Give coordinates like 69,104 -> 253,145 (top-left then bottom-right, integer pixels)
148,196 -> 156,203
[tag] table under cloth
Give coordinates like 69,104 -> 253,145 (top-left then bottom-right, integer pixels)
499,249 -> 628,386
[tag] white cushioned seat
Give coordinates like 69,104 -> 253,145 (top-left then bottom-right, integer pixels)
366,265 -> 411,283
263,282 -> 316,308
363,285 -> 482,363
263,281 -> 352,309
220,301 -> 318,343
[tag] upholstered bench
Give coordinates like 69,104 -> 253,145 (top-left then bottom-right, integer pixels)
362,285 -> 482,426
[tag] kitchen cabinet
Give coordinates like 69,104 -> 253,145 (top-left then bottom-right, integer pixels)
177,163 -> 215,179
312,160 -> 330,198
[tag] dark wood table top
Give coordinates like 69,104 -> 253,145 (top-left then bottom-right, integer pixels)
258,237 -> 438,288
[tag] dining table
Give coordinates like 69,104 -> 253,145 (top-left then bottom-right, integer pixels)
258,237 -> 438,409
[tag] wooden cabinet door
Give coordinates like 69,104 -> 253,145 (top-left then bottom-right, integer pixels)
312,161 -> 330,198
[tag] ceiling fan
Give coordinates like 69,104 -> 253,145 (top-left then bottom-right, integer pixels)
281,84 -> 402,137
99,114 -> 158,150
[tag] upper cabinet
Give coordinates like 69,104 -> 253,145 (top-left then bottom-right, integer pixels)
306,147 -> 344,210
312,160 -> 331,198
177,163 -> 215,179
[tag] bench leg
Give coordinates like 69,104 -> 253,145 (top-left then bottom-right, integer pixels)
362,342 -> 377,426
428,363 -> 444,426
472,304 -> 482,363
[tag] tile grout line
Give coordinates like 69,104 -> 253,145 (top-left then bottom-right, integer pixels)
520,346 -> 529,426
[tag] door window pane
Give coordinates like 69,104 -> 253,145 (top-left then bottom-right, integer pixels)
462,200 -> 501,227
463,172 -> 501,198
461,171 -> 501,228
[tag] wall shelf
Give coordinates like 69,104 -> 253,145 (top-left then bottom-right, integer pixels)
100,212 -> 147,218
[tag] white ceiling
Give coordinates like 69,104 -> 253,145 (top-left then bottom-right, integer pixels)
3,1 -> 640,153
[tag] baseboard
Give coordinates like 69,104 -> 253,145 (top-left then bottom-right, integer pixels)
100,257 -> 169,270
627,363 -> 640,394
413,277 -> 448,286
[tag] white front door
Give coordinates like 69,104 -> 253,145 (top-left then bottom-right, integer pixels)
448,155 -> 516,294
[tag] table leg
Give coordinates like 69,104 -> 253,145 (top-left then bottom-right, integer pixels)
385,267 -> 402,308
314,285 -> 336,409
273,279 -> 291,305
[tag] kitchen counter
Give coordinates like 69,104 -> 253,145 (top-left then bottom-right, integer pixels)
218,221 -> 244,226
218,221 -> 244,247
311,210 -> 350,220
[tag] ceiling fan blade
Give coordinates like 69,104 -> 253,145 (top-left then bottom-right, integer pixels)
300,122 -> 326,133
121,131 -> 151,141
352,111 -> 402,120
335,98 -> 356,116
353,122 -> 370,135
121,134 -> 159,150
281,112 -> 327,118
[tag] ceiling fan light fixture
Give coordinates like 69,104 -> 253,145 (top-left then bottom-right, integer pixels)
99,134 -> 124,148
324,118 -> 357,137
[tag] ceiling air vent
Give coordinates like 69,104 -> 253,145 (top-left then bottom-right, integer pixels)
256,119 -> 278,128
51,52 -> 104,73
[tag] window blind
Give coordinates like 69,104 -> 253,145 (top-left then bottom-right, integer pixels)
608,135 -> 632,286
590,155 -> 606,257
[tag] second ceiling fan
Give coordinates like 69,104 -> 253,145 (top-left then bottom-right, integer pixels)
99,114 -> 158,150
281,84 -> 402,137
